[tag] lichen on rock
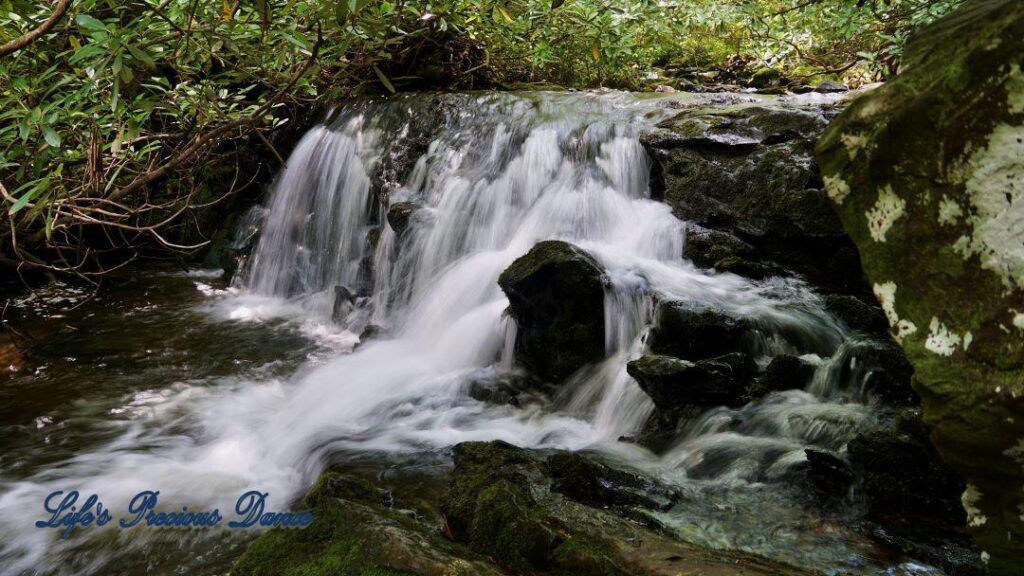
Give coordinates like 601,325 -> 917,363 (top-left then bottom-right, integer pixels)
817,1 -> 1024,570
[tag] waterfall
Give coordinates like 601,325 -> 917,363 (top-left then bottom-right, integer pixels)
0,91 -> 887,575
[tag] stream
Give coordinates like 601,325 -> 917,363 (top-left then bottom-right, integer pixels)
0,91 -> 953,575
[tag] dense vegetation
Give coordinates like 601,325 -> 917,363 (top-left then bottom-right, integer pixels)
0,0 -> 962,282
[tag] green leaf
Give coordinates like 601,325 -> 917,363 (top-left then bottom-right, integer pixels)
75,14 -> 106,32
127,44 -> 156,70
41,126 -> 61,148
8,177 -> 47,215
372,65 -> 395,93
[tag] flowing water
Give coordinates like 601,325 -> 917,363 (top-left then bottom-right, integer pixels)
0,91 -> 940,575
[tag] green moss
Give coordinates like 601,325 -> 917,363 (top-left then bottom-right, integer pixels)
232,473 -> 412,576
550,534 -> 629,576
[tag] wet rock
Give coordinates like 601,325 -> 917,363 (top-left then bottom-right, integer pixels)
682,225 -> 755,268
467,370 -> 550,407
818,2 -> 1024,566
234,471 -> 503,576
442,441 -> 808,576
441,441 -> 562,572
547,452 -> 673,510
803,448 -> 855,497
626,353 -> 754,409
647,301 -> 749,360
331,285 -> 356,323
859,340 -> 917,405
813,80 -> 848,93
754,354 -> 816,395
359,323 -> 385,342
642,104 -> 868,295
824,294 -> 889,335
498,241 -> 606,382
386,201 -> 422,235
848,412 -> 966,526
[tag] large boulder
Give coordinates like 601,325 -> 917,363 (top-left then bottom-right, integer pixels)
499,241 -> 607,382
642,104 -> 867,295
817,1 -> 1024,569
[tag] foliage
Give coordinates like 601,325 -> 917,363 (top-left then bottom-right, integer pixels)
0,0 -> 964,279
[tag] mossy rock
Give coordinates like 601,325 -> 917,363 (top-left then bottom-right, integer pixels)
234,472 -> 501,576
817,0 -> 1024,570
498,241 -> 606,382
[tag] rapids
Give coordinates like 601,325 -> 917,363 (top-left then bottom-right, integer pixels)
0,91 -> 932,575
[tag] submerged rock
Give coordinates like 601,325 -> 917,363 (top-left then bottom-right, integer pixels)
818,5 -> 1024,565
498,241 -> 606,382
546,452 -> 674,510
627,353 -> 754,408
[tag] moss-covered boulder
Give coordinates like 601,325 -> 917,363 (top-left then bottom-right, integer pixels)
233,472 -> 502,576
642,103 -> 867,295
498,241 -> 607,382
817,1 -> 1024,570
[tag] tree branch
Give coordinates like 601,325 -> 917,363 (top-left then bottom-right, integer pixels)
0,0 -> 73,58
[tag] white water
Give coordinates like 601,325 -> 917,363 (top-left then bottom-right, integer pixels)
0,91 -> 895,575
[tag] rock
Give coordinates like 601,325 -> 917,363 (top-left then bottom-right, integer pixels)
441,441 -> 811,576
498,241 -> 606,382
647,301 -> 749,360
546,452 -> 673,510
682,225 -> 755,268
331,284 -> 356,323
847,413 -> 966,527
813,80 -> 848,93
749,67 -> 784,88
234,471 -> 503,576
467,370 -> 550,407
860,340 -> 917,405
386,201 -> 422,235
824,294 -> 889,335
441,441 -> 561,572
626,353 -> 754,408
803,448 -> 855,497
755,354 -> 817,395
642,104 -> 869,295
819,2 -> 1024,564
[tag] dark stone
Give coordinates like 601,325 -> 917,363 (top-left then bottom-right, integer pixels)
859,340 -> 917,405
682,225 -> 755,268
848,412 -> 966,526
331,285 -> 356,323
756,354 -> 816,394
386,201 -> 422,235
813,80 -> 848,93
546,453 -> 672,510
803,448 -> 855,496
498,241 -> 606,382
626,353 -> 753,409
648,301 -> 748,360
748,67 -> 785,88
642,104 -> 869,296
824,294 -> 890,335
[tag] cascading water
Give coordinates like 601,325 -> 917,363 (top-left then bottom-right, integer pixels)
0,91 -> 920,575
